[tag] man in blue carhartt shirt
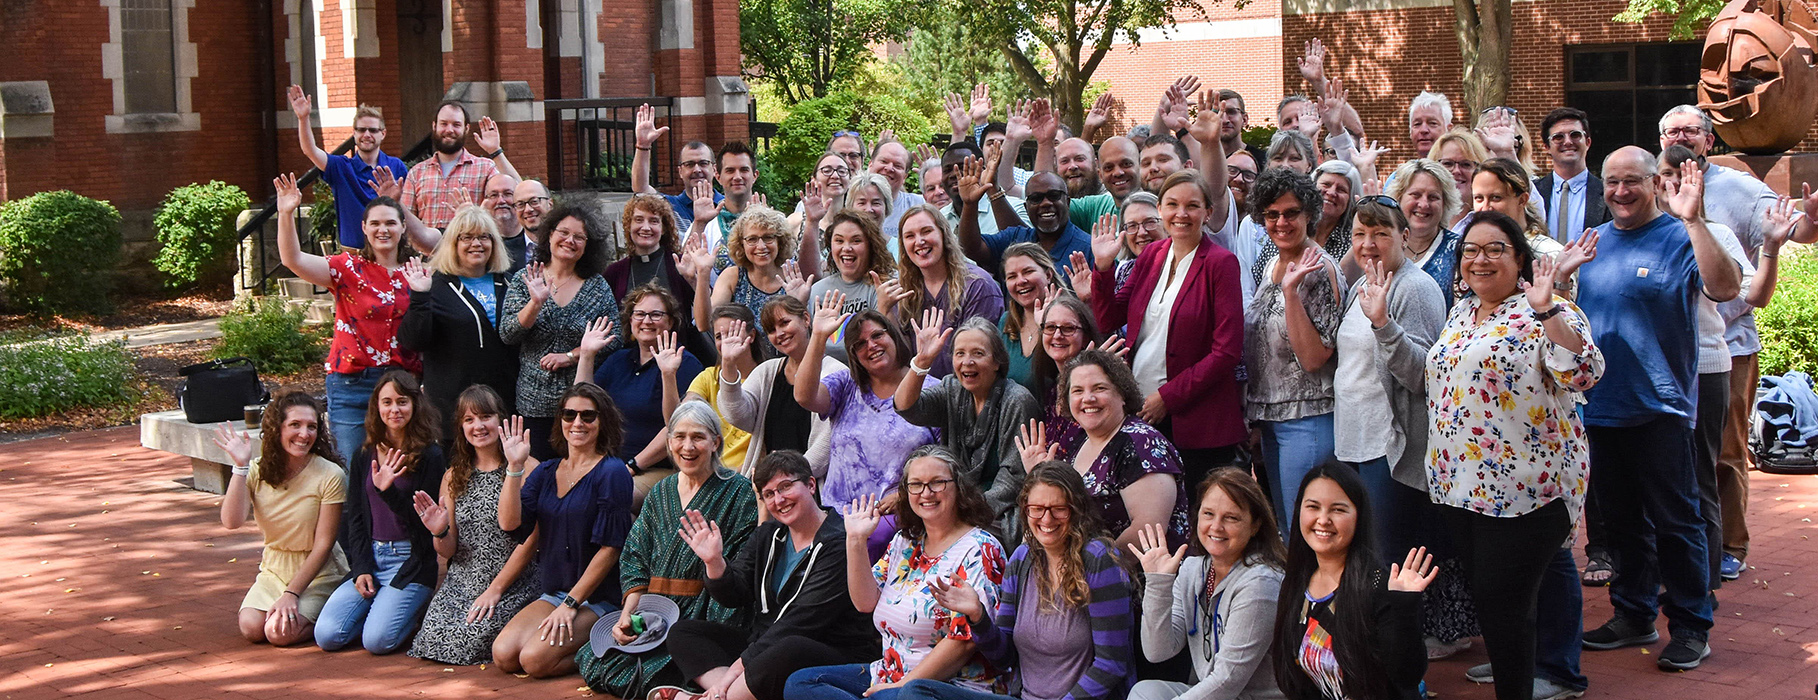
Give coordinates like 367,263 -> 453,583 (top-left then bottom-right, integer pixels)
1575,146 -> 1741,672
288,85 -> 408,250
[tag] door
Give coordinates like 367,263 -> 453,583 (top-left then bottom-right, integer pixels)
395,0 -> 445,152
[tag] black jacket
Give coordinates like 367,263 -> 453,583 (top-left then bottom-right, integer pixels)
340,444 -> 447,590
1282,569 -> 1426,700
1534,171 -> 1611,240
397,272 -> 519,436
704,508 -> 878,663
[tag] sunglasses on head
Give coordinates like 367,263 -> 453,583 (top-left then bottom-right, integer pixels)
1355,194 -> 1400,209
560,409 -> 600,424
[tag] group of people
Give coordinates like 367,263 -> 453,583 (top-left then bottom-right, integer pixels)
209,41 -> 1818,700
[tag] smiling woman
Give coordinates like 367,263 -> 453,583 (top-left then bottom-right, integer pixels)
399,205 -> 519,439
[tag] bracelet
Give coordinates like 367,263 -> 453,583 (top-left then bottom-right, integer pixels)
635,146 -> 651,151
1762,252 -> 1778,259
910,358 -> 932,376
485,147 -> 504,159
280,590 -> 299,600
988,191 -> 1006,202
505,468 -> 526,478
432,527 -> 451,538
231,465 -> 251,477
1533,305 -> 1565,321
720,367 -> 743,384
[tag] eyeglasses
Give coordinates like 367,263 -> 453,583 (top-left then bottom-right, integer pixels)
1439,159 -> 1480,173
1261,208 -> 1305,222
905,478 -> 954,495
1025,191 -> 1067,205
1480,106 -> 1518,116
1227,167 -> 1257,183
455,234 -> 491,244
817,166 -> 852,177
1602,176 -> 1650,190
744,234 -> 781,245
483,192 -> 514,202
1040,323 -> 1084,337
560,409 -> 600,424
1123,217 -> 1162,233
680,159 -> 716,170
1026,504 -> 1072,520
1460,242 -> 1510,259
1662,125 -> 1706,139
759,478 -> 803,501
513,197 -> 551,210
1547,130 -> 1587,145
834,151 -> 864,163
1355,194 -> 1400,209
631,310 -> 670,321
353,126 -> 384,134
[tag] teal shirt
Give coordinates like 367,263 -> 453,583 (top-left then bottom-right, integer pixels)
1069,192 -> 1118,232
1000,313 -> 1037,395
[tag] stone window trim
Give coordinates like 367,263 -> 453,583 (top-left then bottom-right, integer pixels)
101,0 -> 201,134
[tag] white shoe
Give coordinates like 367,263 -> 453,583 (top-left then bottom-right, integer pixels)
1533,678 -> 1585,700
1425,635 -> 1473,660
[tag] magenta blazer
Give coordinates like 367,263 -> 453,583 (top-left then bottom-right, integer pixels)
1091,239 -> 1246,450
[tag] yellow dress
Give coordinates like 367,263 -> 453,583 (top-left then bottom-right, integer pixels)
688,366 -> 753,467
239,455 -> 351,620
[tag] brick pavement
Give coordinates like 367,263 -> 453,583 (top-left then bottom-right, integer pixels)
3,426 -> 1816,699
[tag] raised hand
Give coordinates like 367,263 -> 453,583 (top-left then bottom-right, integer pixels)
412,490 -> 450,536
471,116 -> 503,154
1475,109 -> 1517,155
781,260 -> 812,300
287,84 -> 312,120
717,323 -> 753,365
1802,183 -> 1818,226
1662,162 -> 1705,221
500,415 -> 532,467
1298,38 -> 1328,91
1319,78 -> 1350,132
843,493 -> 884,540
1085,92 -> 1115,137
1357,259 -> 1391,328
401,258 -> 433,293
690,179 -> 722,226
1556,229 -> 1598,277
968,83 -> 993,125
751,191 -> 770,211
1158,92 -> 1190,135
213,425 -> 254,468
1125,522 -> 1188,575
676,229 -> 715,281
813,290 -> 849,338
1189,89 -> 1222,145
273,173 -> 303,214
634,103 -> 669,149
1169,75 -> 1202,103
1763,196 -> 1799,255
1090,212 -> 1122,271
1527,254 -> 1562,313
524,261 -> 552,303
1066,250 -> 1095,303
1281,246 -> 1323,292
578,316 -> 617,356
927,575 -> 986,623
1085,335 -> 1129,359
677,509 -> 725,564
943,92 -> 971,138
371,445 -> 408,492
1030,99 -> 1059,144
802,178 -> 829,222
910,307 -> 952,368
1387,546 -> 1439,592
873,271 -> 912,316
654,331 -> 684,375
1296,101 -> 1322,139
913,143 -> 938,167
1016,419 -> 1058,470
981,140 -> 1005,181
955,156 -> 993,204
1349,139 -> 1388,177
1006,100 -> 1034,143
879,128 -> 897,145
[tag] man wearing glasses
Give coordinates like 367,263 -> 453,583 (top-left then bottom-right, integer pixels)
1536,107 -> 1610,244
632,103 -> 721,230
287,85 -> 409,250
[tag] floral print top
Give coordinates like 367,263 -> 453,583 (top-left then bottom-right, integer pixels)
869,528 -> 1008,692
1244,251 -> 1342,422
1425,294 -> 1603,520
1057,416 -> 1190,549
326,253 -> 419,374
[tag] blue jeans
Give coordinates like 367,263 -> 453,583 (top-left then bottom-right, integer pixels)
786,664 -> 911,700
1344,457 -> 1428,565
1260,413 -> 1336,535
315,540 -> 433,653
325,368 -> 387,464
1587,416 -> 1713,640
1537,546 -> 1588,690
898,680 -> 1015,700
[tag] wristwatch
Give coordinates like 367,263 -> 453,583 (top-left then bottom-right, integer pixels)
1533,305 -> 1565,321
561,594 -> 581,609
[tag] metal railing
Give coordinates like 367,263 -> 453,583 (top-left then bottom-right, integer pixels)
543,97 -> 677,191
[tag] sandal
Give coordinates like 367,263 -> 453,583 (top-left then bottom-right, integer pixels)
1581,551 -> 1614,587
647,687 -> 702,700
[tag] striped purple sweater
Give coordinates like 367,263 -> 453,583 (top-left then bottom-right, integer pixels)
971,538 -> 1135,700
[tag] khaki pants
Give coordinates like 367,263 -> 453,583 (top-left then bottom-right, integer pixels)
1719,353 -> 1758,561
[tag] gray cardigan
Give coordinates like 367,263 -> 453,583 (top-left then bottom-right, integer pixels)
1141,556 -> 1287,700
717,356 -> 844,476
1340,265 -> 1446,489
897,376 -> 1039,538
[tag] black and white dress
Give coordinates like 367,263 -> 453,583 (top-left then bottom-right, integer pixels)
407,465 -> 542,664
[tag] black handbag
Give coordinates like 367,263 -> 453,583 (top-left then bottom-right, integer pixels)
177,357 -> 268,424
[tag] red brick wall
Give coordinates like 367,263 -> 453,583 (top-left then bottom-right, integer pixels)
1089,0 -> 1287,137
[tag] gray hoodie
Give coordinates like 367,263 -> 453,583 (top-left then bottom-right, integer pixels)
1140,555 -> 1287,700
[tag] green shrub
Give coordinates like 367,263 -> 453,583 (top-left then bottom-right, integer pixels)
0,191 -> 122,315
0,335 -> 137,418
153,181 -> 251,290
772,87 -> 935,207
215,297 -> 329,376
310,180 -> 338,245
1241,125 -> 1278,153
1758,248 -> 1818,376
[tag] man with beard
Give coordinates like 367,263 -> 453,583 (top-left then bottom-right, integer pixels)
399,100 -> 520,229
481,173 -> 529,274
1212,89 -> 1265,163
631,104 -> 720,230
939,140 -> 1026,246
956,171 -> 1092,286
288,86 -> 407,250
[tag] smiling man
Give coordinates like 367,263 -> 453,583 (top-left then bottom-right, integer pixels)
868,140 -> 926,240
399,100 -> 521,230
1536,107 -> 1609,243
288,86 -> 408,250
956,171 -> 1092,287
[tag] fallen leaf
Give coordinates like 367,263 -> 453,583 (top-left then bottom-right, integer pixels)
1773,627 -> 1785,635
64,588 -> 77,593
1640,648 -> 1650,655
172,626 -> 182,630
44,663 -> 52,668
101,616 -> 115,621
443,668 -> 455,673
141,571 -> 150,575
227,558 -> 236,563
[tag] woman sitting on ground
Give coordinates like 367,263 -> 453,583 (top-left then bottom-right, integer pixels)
213,390 -> 350,647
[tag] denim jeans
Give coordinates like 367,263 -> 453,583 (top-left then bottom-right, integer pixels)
1587,416 -> 1713,640
325,368 -> 388,465
1259,413 -> 1336,535
315,540 -> 433,653
786,664 -> 911,700
1536,546 -> 1587,690
1344,456 -> 1428,565
897,679 -> 1016,700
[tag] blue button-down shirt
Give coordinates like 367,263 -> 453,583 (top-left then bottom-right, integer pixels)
1548,169 -> 1589,244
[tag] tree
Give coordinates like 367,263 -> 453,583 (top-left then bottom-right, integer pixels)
894,20 -> 1038,123
740,0 -> 919,104
1452,0 -> 1513,117
962,0 -> 1207,131
1614,0 -> 1724,39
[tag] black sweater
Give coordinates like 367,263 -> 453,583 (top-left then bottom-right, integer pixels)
339,444 -> 447,590
704,509 -> 878,663
396,273 -> 518,436
1283,571 -> 1427,700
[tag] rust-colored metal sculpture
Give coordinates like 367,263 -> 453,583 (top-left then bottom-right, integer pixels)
1698,0 -> 1818,154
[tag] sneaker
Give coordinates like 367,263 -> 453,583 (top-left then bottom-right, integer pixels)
1426,635 -> 1473,660
1533,677 -> 1586,700
1720,553 -> 1744,581
1465,663 -> 1494,684
1582,617 -> 1659,650
1656,636 -> 1711,670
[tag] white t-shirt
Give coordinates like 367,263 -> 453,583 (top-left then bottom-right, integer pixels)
1333,299 -> 1393,462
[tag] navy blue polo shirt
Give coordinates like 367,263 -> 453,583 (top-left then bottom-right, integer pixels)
666,190 -> 723,231
1578,213 -> 1701,428
984,223 -> 1095,288
592,347 -> 705,460
323,152 -> 409,249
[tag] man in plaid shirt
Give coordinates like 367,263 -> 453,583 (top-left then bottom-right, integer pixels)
400,100 -> 522,229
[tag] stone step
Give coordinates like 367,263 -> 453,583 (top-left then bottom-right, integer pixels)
277,276 -> 330,301
284,298 -> 335,325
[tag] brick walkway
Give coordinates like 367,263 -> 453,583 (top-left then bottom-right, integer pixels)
4,426 -> 1816,699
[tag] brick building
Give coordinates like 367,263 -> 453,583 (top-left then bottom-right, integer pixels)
1093,0 -> 1818,168
0,0 -> 745,229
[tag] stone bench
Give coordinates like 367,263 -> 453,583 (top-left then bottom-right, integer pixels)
140,409 -> 259,494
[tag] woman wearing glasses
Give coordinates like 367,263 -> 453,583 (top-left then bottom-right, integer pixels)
1127,468 -> 1287,700
494,383 -> 635,678
399,204 -> 519,438
1426,130 -> 1490,230
1252,161 -> 1360,288
689,205 -> 812,356
1426,211 -> 1601,700
662,451 -> 880,700
997,242 -> 1064,392
1089,169 -> 1247,485
1331,196 -> 1446,566
574,284 -> 705,505
790,152 -> 854,234
785,446 -> 1009,700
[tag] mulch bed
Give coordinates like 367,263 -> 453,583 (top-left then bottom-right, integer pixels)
0,291 -> 234,336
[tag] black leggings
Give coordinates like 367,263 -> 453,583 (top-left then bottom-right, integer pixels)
667,621 -> 875,700
1444,499 -> 1572,700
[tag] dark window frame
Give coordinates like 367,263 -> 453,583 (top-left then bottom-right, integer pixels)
1563,41 -> 1707,166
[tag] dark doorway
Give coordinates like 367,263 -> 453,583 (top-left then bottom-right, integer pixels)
396,0 -> 445,150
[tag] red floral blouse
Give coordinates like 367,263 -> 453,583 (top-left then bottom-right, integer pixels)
326,253 -> 419,375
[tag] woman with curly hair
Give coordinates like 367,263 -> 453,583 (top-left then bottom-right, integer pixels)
688,204 -> 811,357
212,390 -> 350,646
808,209 -> 905,363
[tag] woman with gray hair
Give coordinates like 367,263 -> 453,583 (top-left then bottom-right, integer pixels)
576,399 -> 761,698
1265,130 -> 1316,176
895,311 -> 1041,540
847,172 -> 898,256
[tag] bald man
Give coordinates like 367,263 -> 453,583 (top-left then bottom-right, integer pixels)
1096,137 -> 1142,203
478,173 -> 529,274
